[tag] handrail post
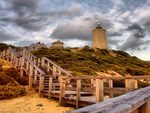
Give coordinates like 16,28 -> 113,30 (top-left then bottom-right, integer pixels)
47,62 -> 50,72
20,56 -> 25,77
138,101 -> 150,113
109,79 -> 113,98
76,79 -> 81,108
6,49 -> 9,61
41,58 -> 45,68
91,79 -> 96,95
59,76 -> 66,105
39,75 -> 44,95
33,69 -> 38,84
125,78 -> 138,92
53,65 -> 57,76
96,78 -> 104,103
37,58 -> 41,66
48,76 -> 53,98
29,64 -> 33,90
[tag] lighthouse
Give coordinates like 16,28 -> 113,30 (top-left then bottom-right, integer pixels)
92,24 -> 107,49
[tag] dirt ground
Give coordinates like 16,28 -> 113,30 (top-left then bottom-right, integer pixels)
0,90 -> 73,113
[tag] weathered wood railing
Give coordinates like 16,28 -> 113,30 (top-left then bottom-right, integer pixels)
41,57 -> 73,76
0,47 -> 73,95
69,86 -> 150,113
58,76 -> 150,108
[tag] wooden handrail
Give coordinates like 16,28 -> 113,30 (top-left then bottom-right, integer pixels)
23,54 -> 45,75
9,47 -> 19,57
67,75 -> 150,80
23,47 -> 37,59
42,57 -> 73,76
69,86 -> 150,113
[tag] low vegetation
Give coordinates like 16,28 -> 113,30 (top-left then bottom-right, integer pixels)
32,47 -> 150,76
0,59 -> 27,100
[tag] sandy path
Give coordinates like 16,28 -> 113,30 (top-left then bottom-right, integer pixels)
0,91 -> 73,113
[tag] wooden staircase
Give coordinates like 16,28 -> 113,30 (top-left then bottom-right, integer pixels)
1,47 -> 150,112
0,47 -> 73,97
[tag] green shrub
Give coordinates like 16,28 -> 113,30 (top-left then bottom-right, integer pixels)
2,67 -> 28,85
0,73 -> 18,86
0,85 -> 26,100
32,48 -> 150,76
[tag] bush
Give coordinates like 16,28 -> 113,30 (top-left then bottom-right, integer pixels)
32,48 -> 150,76
2,67 -> 28,85
0,73 -> 18,86
0,85 -> 26,100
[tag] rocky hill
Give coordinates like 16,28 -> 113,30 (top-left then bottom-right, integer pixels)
32,46 -> 150,76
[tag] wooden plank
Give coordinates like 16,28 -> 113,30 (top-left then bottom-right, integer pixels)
52,90 -> 91,95
104,87 -> 126,94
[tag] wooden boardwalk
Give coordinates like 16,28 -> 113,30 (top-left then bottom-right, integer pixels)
1,47 -> 150,112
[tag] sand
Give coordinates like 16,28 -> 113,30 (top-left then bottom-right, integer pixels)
0,90 -> 73,113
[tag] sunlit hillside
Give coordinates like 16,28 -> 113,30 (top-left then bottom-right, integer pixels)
32,47 -> 150,76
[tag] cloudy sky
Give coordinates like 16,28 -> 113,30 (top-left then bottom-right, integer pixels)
0,0 -> 150,60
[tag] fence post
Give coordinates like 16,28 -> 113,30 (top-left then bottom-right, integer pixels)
48,77 -> 53,98
91,79 -> 96,95
29,64 -> 33,90
138,101 -> 150,113
125,79 -> 138,92
6,49 -> 10,61
53,65 -> 57,76
76,79 -> 81,108
39,75 -> 44,95
59,76 -> 66,105
47,62 -> 50,72
96,78 -> 104,103
33,70 -> 37,84
38,58 -> 41,66
41,58 -> 45,67
109,79 -> 113,98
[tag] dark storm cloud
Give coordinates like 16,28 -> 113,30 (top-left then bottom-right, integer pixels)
51,13 -> 114,41
143,19 -> 150,33
107,31 -> 122,37
9,0 -> 51,31
119,36 -> 150,51
127,23 -> 145,38
119,21 -> 150,51
11,0 -> 40,15
51,23 -> 91,41
0,30 -> 18,42
119,36 -> 141,50
0,0 -> 83,32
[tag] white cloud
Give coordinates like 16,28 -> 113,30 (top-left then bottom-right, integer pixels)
64,39 -> 89,47
129,6 -> 150,23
